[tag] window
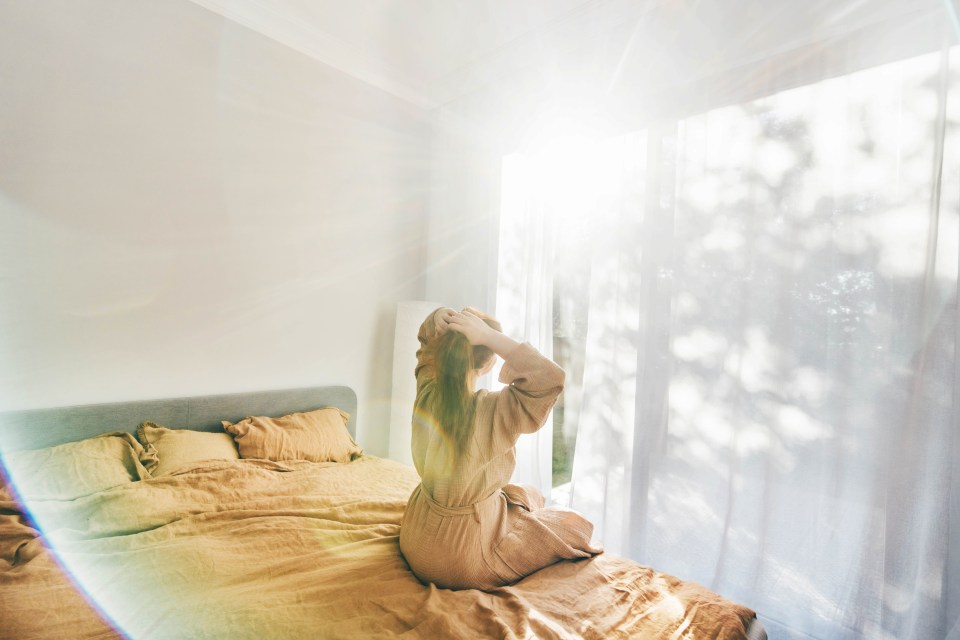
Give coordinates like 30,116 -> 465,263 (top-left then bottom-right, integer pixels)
497,132 -> 646,489
496,45 -> 959,639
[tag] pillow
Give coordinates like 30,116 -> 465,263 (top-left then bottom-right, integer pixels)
0,432 -> 153,501
136,422 -> 240,476
222,407 -> 362,463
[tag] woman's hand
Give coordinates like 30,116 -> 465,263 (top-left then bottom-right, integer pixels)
447,310 -> 493,345
462,306 -> 495,322
434,307 -> 457,335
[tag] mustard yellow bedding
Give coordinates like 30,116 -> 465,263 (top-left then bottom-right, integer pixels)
1,456 -> 756,639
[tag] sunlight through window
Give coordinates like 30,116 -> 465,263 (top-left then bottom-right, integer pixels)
497,42 -> 959,640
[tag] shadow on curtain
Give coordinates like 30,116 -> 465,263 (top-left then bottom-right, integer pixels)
498,40 -> 960,640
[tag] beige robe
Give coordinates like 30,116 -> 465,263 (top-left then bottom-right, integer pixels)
399,309 -> 602,590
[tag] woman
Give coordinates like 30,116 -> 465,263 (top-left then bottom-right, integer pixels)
399,306 -> 602,590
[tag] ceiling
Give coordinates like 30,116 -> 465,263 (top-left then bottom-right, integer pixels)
186,0 -> 948,110
186,0 -> 686,108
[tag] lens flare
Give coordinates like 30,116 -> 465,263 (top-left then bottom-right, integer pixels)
411,405 -> 456,461
0,459 -> 128,638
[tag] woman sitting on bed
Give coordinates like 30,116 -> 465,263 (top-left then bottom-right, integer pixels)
399,307 -> 602,590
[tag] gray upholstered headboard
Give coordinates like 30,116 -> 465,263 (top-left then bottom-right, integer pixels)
0,386 -> 357,453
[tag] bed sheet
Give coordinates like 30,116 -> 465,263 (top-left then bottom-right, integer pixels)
0,456 -> 758,639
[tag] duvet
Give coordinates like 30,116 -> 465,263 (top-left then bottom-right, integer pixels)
0,455 -> 758,639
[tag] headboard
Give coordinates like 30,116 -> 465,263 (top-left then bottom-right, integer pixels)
0,386 -> 357,453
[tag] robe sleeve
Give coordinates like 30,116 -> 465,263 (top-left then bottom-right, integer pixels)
492,343 -> 565,445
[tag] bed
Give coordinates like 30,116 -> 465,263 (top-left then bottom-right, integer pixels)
0,386 -> 767,639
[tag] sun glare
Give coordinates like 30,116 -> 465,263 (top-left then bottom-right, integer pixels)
504,133 -> 629,225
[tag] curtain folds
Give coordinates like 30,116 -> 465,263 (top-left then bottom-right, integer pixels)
498,40 -> 959,640
494,153 -> 557,494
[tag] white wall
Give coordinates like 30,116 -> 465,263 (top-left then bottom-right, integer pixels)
0,0 -> 433,456
422,108 -> 502,313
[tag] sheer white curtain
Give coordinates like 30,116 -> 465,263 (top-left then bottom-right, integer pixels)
500,42 -> 960,639
494,153 -> 557,494
630,46 -> 959,640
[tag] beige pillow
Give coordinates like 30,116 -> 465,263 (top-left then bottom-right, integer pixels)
222,407 -> 362,463
1,432 -> 152,501
136,422 -> 240,476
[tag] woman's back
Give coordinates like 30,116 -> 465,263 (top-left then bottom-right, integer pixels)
399,308 -> 601,590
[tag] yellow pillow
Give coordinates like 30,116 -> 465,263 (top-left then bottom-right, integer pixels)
222,407 -> 362,463
2,432 -> 152,501
136,422 -> 240,476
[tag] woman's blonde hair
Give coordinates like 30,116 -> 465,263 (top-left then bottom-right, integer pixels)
422,316 -> 502,454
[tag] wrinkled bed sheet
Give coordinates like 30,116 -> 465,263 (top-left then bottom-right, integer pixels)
0,456 -> 757,639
